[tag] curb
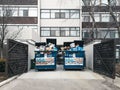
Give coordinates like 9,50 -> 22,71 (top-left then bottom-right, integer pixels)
0,75 -> 19,87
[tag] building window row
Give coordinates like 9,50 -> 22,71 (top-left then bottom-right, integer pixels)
82,12 -> 120,22
82,28 -> 118,38
0,7 -> 37,17
41,27 -> 80,37
41,9 -> 80,19
82,0 -> 119,6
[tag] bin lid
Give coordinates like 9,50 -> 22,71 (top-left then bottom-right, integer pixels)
46,38 -> 57,46
74,40 -> 84,47
64,42 -> 73,47
35,42 -> 46,46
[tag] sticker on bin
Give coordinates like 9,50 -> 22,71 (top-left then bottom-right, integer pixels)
65,58 -> 83,65
36,57 -> 55,66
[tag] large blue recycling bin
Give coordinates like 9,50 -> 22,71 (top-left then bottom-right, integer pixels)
35,51 -> 57,70
64,51 -> 85,70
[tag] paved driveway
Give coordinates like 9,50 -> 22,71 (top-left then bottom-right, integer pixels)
0,66 -> 120,90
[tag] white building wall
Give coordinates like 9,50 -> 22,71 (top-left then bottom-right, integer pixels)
39,0 -> 82,44
84,41 -> 101,70
18,27 -> 39,42
6,25 -> 39,42
41,0 -> 81,9
41,19 -> 80,27
28,44 -> 35,70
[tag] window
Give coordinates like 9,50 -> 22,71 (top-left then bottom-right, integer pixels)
70,28 -> 80,36
41,9 -> 80,19
51,28 -> 60,36
83,0 -> 91,6
0,7 -> 37,17
40,27 -> 80,37
101,0 -> 108,5
29,8 -> 37,17
110,31 -> 116,38
5,9 -> 12,16
94,13 -> 100,22
110,0 -> 117,5
97,30 -> 118,38
55,12 -> 60,18
70,10 -> 80,19
118,14 -> 120,22
55,12 -> 66,19
82,16 -> 91,22
101,13 -> 110,22
41,10 -> 50,18
61,10 -> 69,18
41,28 -> 50,36
61,28 -> 70,36
110,16 -> 114,22
83,32 -> 89,38
51,10 -> 59,18
12,8 -> 18,16
60,12 -> 65,19
23,10 -> 28,17
0,9 -> 2,16
19,8 -> 28,17
82,29 -> 90,38
51,30 -> 56,36
93,0 -> 100,5
82,12 -> 91,22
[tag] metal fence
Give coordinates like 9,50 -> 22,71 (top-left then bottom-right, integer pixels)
6,39 -> 28,77
94,39 -> 116,79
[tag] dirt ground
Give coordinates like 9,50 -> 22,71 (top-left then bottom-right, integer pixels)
0,73 -> 7,82
116,63 -> 120,76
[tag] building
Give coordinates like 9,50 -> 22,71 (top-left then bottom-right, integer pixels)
0,0 -> 39,70
0,0 -> 38,42
0,0 -> 82,45
82,0 -> 120,43
38,0 -> 82,45
1,0 -> 120,70
0,0 -> 120,44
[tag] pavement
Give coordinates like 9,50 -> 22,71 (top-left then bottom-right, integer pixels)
0,75 -> 18,87
0,65 -> 120,90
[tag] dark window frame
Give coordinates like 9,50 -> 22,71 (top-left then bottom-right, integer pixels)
40,9 -> 80,19
23,10 -> 28,17
40,27 -> 80,37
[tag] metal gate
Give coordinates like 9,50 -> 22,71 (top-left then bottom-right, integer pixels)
6,39 -> 28,77
94,39 -> 116,79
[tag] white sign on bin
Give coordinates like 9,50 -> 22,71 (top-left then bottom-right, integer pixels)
36,57 -> 55,66
65,58 -> 83,65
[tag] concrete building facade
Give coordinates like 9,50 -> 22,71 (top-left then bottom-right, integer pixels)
82,0 -> 120,43
0,0 -> 82,45
1,0 -> 120,44
0,0 -> 120,70
38,0 -> 82,45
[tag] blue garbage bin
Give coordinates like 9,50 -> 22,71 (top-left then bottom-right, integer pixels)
64,51 -> 85,70
35,51 -> 57,70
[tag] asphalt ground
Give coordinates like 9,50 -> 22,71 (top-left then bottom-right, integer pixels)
0,65 -> 120,90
